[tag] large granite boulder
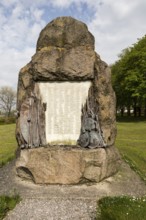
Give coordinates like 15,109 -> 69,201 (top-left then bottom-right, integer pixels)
36,16 -> 94,50
16,146 -> 120,184
16,16 -> 121,184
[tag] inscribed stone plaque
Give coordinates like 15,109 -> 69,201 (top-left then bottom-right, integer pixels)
37,82 -> 91,145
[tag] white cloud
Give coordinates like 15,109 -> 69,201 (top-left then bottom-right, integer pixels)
88,0 -> 146,64
0,0 -> 146,88
11,3 -> 23,18
0,0 -> 46,88
0,47 -> 35,88
1,0 -> 18,7
33,8 -> 44,21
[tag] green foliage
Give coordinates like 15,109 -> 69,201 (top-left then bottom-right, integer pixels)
98,196 -> 146,220
0,124 -> 17,167
111,35 -> 146,116
0,194 -> 20,219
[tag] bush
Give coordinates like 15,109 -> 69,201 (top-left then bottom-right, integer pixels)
0,117 -> 16,125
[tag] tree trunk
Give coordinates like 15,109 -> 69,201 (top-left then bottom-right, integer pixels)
121,108 -> 124,117
144,108 -> 146,118
144,99 -> 146,117
133,107 -> 137,117
137,107 -> 141,117
133,98 -> 137,117
127,106 -> 131,116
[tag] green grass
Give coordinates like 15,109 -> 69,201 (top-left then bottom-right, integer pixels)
0,125 -> 20,219
0,194 -> 21,220
0,119 -> 146,219
116,118 -> 146,181
97,117 -> 146,219
0,124 -> 17,167
98,196 -> 146,220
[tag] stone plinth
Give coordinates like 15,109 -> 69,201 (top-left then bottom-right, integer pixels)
16,146 -> 121,184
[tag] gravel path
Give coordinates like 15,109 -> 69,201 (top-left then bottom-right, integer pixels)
4,198 -> 97,220
1,159 -> 146,220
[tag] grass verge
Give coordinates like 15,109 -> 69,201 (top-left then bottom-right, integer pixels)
97,118 -> 146,219
0,194 -> 21,220
97,196 -> 146,220
116,118 -> 146,183
0,124 -> 17,167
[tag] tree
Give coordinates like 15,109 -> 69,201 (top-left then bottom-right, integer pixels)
111,35 -> 146,117
0,86 -> 16,117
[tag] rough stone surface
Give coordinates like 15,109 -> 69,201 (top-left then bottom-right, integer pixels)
16,16 -> 116,147
16,16 -> 119,184
31,47 -> 95,81
16,146 -> 121,184
36,16 -> 95,51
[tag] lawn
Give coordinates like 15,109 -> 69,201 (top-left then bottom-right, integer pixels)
97,117 -> 146,220
116,118 -> 146,181
98,196 -> 146,220
0,194 -> 20,220
0,124 -> 17,167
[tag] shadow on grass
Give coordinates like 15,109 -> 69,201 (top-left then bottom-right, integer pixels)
116,116 -> 146,123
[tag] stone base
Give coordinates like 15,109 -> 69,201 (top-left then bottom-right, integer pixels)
16,146 -> 121,185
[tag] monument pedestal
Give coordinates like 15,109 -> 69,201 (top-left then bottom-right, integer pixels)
16,146 -> 121,184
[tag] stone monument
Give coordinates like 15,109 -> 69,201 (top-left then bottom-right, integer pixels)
16,16 -> 121,184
